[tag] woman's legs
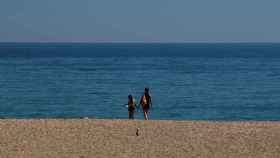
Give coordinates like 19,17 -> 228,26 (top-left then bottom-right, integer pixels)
143,109 -> 149,120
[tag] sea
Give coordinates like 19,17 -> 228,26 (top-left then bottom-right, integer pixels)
0,43 -> 280,120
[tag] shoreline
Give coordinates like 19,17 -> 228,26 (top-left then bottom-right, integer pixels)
1,119 -> 280,158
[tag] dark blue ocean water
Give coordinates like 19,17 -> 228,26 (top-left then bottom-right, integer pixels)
1,43 -> 280,120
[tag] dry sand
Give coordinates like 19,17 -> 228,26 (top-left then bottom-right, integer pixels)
0,119 -> 280,158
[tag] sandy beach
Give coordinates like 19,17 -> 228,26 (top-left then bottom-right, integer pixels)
0,119 -> 280,158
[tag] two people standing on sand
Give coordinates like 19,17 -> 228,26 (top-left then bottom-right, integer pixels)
127,88 -> 152,120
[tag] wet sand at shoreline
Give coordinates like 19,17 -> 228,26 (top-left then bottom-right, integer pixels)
0,119 -> 280,158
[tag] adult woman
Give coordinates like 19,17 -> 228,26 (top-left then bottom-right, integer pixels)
140,88 -> 152,120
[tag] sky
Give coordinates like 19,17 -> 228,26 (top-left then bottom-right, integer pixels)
0,0 -> 280,42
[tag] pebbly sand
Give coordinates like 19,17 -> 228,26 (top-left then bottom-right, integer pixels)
0,119 -> 280,158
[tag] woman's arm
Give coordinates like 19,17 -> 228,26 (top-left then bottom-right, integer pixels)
150,95 -> 152,108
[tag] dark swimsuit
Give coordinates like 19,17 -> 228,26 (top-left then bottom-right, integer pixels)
128,105 -> 135,112
142,94 -> 151,110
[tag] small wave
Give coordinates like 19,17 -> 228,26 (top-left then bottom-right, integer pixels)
76,68 -> 97,72
267,73 -> 280,77
87,91 -> 110,95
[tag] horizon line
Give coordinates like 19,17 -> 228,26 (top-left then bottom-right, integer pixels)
0,41 -> 280,44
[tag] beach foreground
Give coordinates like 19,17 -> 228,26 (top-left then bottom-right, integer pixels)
0,119 -> 280,158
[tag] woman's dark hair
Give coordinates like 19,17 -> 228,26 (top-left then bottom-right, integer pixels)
145,87 -> 149,92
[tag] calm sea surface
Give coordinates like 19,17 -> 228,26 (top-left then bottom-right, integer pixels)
0,43 -> 280,120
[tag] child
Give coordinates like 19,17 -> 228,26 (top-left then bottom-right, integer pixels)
127,95 -> 136,119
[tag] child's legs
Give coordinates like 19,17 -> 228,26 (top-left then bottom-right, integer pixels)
129,111 -> 134,119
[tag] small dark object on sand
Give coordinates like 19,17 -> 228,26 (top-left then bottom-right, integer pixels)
79,117 -> 89,119
136,128 -> 139,136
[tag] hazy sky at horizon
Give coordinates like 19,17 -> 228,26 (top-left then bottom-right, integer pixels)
1,0 -> 280,42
